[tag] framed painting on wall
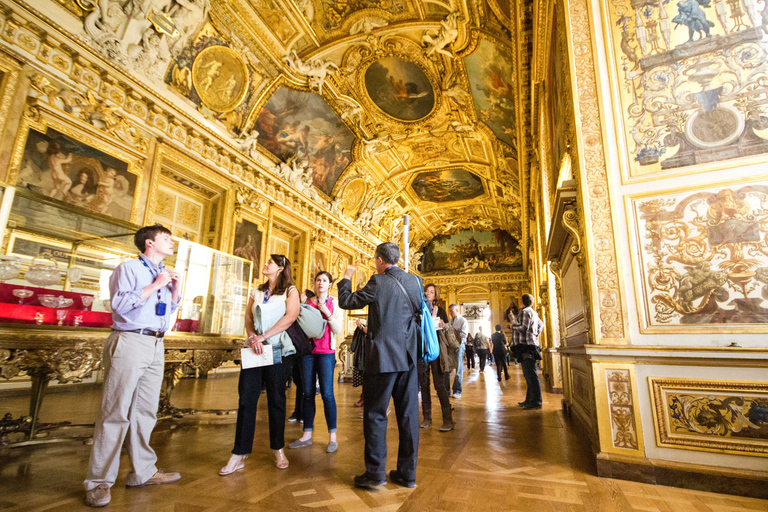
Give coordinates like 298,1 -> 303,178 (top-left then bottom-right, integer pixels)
233,218 -> 263,274
627,175 -> 768,332
9,116 -> 143,223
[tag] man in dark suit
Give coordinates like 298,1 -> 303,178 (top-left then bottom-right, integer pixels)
338,242 -> 423,489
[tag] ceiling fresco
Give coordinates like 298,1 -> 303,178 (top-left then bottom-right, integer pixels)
255,87 -> 354,196
418,228 -> 523,274
364,57 -> 435,121
464,37 -> 517,150
410,169 -> 484,202
65,0 -> 525,274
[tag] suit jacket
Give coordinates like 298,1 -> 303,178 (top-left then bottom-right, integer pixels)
338,266 -> 423,374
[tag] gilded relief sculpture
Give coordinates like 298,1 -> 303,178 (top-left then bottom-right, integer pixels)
83,0 -> 210,80
634,182 -> 768,328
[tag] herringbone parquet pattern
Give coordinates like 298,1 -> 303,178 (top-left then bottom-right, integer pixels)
1,364 -> 766,511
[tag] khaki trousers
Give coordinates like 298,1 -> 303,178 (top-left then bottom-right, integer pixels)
84,331 -> 164,490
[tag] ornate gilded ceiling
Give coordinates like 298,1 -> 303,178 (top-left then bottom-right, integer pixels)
50,0 -> 526,267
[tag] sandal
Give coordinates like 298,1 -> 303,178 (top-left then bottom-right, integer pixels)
275,449 -> 289,470
219,454 -> 247,476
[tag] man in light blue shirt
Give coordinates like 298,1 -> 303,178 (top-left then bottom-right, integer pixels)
84,224 -> 182,507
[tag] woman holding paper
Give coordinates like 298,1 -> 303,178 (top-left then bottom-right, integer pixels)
220,254 -> 299,475
288,271 -> 343,452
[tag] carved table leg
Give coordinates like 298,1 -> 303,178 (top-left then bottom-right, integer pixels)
27,367 -> 54,439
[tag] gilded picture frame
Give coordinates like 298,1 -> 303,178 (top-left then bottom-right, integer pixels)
625,174 -> 768,333
650,377 -> 768,457
7,109 -> 144,224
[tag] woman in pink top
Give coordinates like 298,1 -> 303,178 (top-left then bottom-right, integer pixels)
288,271 -> 343,452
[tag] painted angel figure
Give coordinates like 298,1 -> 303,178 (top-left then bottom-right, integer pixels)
422,11 -> 461,58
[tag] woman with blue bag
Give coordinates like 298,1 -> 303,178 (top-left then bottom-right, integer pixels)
220,254 -> 298,475
417,284 -> 454,432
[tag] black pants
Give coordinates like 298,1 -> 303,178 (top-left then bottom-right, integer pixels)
494,351 -> 509,381
233,363 -> 286,453
363,366 -> 419,480
478,349 -> 489,372
417,358 -> 451,423
465,345 -> 475,369
284,354 -> 303,417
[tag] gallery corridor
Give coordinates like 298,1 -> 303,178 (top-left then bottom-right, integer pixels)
1,365 -> 766,511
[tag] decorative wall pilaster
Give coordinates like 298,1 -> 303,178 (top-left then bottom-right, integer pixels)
563,0 -> 627,343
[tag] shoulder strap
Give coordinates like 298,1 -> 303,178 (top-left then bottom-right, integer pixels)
385,273 -> 419,317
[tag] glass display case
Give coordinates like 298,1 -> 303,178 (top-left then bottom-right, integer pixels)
0,187 -> 252,335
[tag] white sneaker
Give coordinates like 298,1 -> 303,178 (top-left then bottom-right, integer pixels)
452,392 -> 461,399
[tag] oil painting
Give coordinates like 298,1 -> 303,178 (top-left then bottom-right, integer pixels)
651,378 -> 768,455
364,57 -> 435,121
16,127 -> 136,222
421,229 -> 522,274
166,24 -> 261,134
310,250 -> 327,281
255,87 -> 354,196
631,181 -> 768,330
233,219 -> 263,271
464,38 -> 517,150
411,169 -> 484,202
607,0 -> 768,177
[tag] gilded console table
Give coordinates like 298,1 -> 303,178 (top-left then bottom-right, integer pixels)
0,326 -> 243,445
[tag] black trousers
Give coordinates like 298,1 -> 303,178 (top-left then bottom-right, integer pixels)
284,354 -> 303,417
465,345 -> 475,369
363,366 -> 419,480
417,358 -> 452,423
478,349 -> 489,371
233,363 -> 286,453
494,350 -> 509,381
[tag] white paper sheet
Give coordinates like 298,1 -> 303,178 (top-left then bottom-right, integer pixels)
240,345 -> 274,369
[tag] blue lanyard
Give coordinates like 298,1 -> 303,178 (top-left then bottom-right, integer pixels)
139,257 -> 163,302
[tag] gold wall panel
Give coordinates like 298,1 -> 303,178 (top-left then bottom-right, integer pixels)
650,378 -> 768,457
602,0 -> 768,181
627,175 -> 768,332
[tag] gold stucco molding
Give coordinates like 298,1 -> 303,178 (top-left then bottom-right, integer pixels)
564,0 -> 625,341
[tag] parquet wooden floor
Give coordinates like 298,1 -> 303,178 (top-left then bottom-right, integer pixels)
1,364 -> 767,511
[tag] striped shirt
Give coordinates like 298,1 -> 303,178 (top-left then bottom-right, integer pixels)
511,307 -> 544,346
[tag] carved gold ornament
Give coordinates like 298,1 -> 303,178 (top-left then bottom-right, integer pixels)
191,46 -> 249,113
340,179 -> 366,213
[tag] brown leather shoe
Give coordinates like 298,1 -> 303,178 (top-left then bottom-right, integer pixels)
85,483 -> 110,507
126,469 -> 181,488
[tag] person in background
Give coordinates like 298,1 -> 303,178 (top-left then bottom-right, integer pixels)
447,304 -> 468,398
352,319 -> 366,407
287,289 -> 315,423
84,224 -> 182,508
475,327 -> 490,373
289,272 -> 343,453
512,294 -> 545,410
220,255 -> 298,475
491,325 -> 510,382
465,333 -> 476,370
418,284 -> 453,431
338,242 -> 422,489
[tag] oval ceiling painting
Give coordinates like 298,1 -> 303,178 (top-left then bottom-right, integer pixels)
364,57 -> 435,121
411,169 -> 484,202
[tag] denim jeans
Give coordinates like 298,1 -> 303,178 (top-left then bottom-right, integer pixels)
452,342 -> 466,394
521,358 -> 542,405
301,353 -> 337,433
